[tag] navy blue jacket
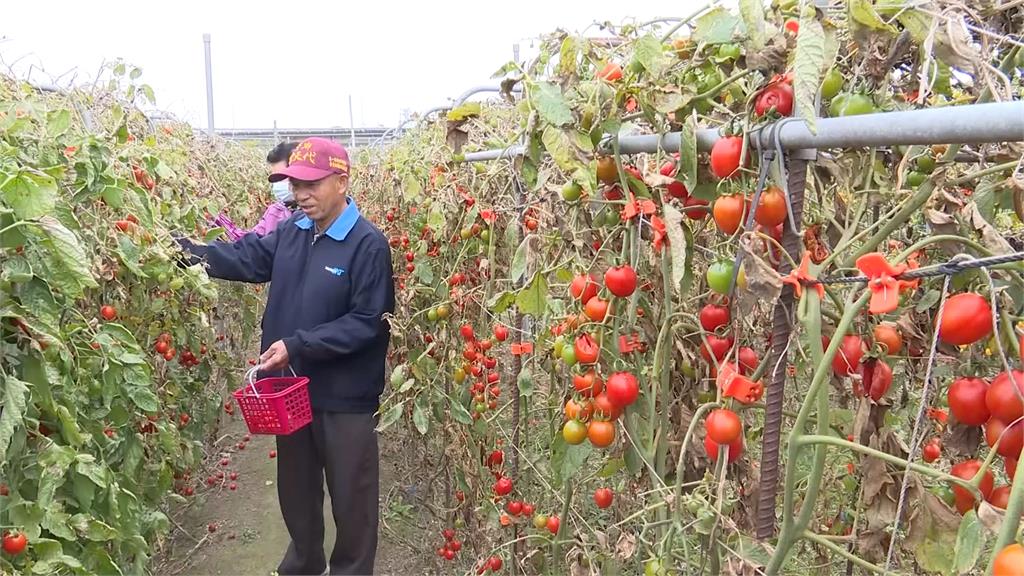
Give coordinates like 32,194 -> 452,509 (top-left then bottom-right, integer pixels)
182,199 -> 395,413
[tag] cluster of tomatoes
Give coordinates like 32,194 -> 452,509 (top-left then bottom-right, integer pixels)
451,322 -> 508,418
554,267 -> 643,450
152,331 -> 206,367
435,528 -> 464,562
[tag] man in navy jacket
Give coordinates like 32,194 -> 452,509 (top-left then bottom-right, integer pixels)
178,137 -> 394,575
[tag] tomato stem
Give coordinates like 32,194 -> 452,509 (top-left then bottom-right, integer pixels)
803,530 -> 889,575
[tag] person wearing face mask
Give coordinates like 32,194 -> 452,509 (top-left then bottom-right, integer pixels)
210,141 -> 299,241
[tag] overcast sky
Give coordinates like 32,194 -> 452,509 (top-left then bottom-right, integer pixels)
1,0 -> 717,130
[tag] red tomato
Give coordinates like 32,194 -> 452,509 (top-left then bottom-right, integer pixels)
684,195 -> 710,221
493,477 -> 513,496
873,323 -> 903,355
938,293 -> 993,346
830,335 -> 865,377
660,161 -> 688,199
710,136 -> 745,179
605,372 -> 639,408
584,297 -> 611,322
574,333 -> 601,365
754,82 -> 795,117
985,418 -> 1024,459
922,441 -> 941,463
546,515 -> 561,535
506,501 -> 523,516
489,555 -> 504,570
986,371 -> 1024,425
2,532 -> 27,555
570,273 -> 600,304
705,409 -> 743,445
493,325 -> 509,342
588,419 -> 616,448
856,358 -> 893,402
700,334 -> 734,364
950,459 -> 994,514
704,434 -> 743,463
1007,458 -> 1017,482
947,376 -> 990,426
460,324 -> 475,341
592,393 -> 623,421
100,305 -> 117,321
713,194 -> 746,235
596,63 -> 623,82
993,544 -> 1024,576
699,303 -> 730,333
753,186 -> 787,227
604,265 -> 638,298
593,487 -> 614,509
738,347 -> 759,375
784,19 -> 799,34
573,370 -> 603,398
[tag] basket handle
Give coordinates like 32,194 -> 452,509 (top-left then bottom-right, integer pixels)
245,364 -> 298,399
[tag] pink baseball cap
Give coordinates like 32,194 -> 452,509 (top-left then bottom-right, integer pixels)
268,137 -> 350,182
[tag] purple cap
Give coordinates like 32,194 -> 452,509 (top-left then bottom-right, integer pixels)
268,137 -> 350,182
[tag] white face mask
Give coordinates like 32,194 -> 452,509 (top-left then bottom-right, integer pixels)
271,180 -> 293,203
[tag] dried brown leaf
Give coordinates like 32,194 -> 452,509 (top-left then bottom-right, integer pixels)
906,475 -> 961,560
962,201 -> 1014,255
614,532 -> 637,560
735,232 -> 783,316
978,502 -> 1005,534
862,453 -> 893,503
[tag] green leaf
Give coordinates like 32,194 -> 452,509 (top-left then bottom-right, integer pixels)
487,291 -> 517,314
18,278 -> 60,333
204,227 -> 226,242
651,89 -> 692,114
682,114 -> 698,192
72,473 -> 97,510
375,401 -> 404,432
141,84 -> 156,104
793,8 -> 826,131
558,36 -> 578,77
597,457 -> 625,478
569,129 -> 594,154
116,235 -> 148,278
55,405 -> 85,447
33,216 -> 98,298
70,514 -> 120,541
126,386 -> 159,412
953,510 -> 982,574
427,204 -> 446,232
532,82 -> 574,127
449,398 -> 473,425
1,254 -> 32,284
446,102 -> 481,122
412,395 -> 430,435
101,184 -> 125,208
739,0 -> 767,49
84,546 -> 123,576
510,234 -> 531,285
550,434 -> 592,486
692,8 -> 743,45
401,173 -> 423,201
0,375 -> 30,457
42,508 -> 75,541
916,289 -> 942,312
2,170 -> 57,219
46,109 -> 71,136
541,125 -> 576,171
849,0 -> 898,32
516,272 -> 548,317
517,367 -> 534,396
632,35 -> 668,75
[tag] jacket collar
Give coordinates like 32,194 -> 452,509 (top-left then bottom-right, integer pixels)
294,198 -> 360,241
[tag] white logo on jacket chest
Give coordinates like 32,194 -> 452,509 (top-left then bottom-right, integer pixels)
324,266 -> 346,276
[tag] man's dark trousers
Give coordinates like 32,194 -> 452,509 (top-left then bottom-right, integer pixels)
276,411 -> 379,576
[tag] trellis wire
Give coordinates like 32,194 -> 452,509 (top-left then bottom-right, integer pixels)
811,251 -> 1024,286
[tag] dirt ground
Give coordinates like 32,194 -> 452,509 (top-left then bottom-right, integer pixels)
154,413 -> 437,576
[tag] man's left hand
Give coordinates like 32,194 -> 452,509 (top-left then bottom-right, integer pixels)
259,340 -> 290,372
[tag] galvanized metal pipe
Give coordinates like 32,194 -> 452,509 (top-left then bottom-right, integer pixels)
460,102 -> 1024,162
203,33 -> 215,137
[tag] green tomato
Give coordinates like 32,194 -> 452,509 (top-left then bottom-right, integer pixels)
475,402 -> 487,413
427,308 -> 439,322
829,93 -> 875,117
681,359 -> 697,378
561,345 -> 577,367
562,181 -> 583,202
532,514 -> 548,530
715,43 -> 741,61
605,209 -> 621,227
480,229 -> 491,243
906,171 -> 926,187
645,559 -> 668,576
916,154 -> 936,174
706,261 -> 735,295
820,68 -> 844,101
699,69 -> 724,95
168,277 -> 184,291
552,335 -> 565,359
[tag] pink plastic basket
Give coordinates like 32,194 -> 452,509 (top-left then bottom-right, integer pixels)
232,366 -> 312,435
